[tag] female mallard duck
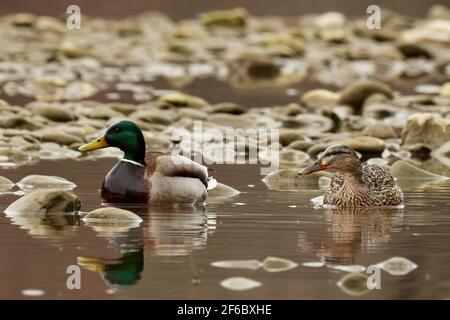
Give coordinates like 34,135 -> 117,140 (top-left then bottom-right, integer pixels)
298,145 -> 403,207
78,120 -> 209,205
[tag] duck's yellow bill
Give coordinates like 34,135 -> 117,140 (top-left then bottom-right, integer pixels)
78,135 -> 109,151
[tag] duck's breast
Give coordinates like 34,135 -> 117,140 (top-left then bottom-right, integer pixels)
101,161 -> 149,204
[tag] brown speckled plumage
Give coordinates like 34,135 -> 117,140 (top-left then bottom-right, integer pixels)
299,145 -> 403,207
324,163 -> 403,207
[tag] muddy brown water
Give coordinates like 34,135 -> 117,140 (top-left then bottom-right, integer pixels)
1,77 -> 450,299
1,158 -> 450,299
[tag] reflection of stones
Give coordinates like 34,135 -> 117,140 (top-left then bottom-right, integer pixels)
0,176 -> 14,192
337,273 -> 369,297
3,189 -> 81,239
306,207 -> 404,265
263,169 -> 330,191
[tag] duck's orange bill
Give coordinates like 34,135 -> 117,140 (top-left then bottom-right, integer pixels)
78,135 -> 109,152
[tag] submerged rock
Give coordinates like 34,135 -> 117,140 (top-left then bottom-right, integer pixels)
391,160 -> 449,180
157,92 -> 207,109
17,175 -> 77,191
83,207 -> 143,223
339,80 -> 393,112
211,260 -> 262,270
208,183 -> 240,198
4,189 -> 81,217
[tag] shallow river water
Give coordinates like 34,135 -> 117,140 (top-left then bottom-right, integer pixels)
1,158 -> 450,299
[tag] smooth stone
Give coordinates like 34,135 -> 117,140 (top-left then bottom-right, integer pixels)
397,43 -> 432,59
17,175 -> 77,191
130,109 -> 175,125
293,113 -> 334,133
279,130 -> 306,146
339,80 -> 393,111
299,89 -> 339,109
337,273 -> 369,297
4,189 -> 81,217
201,8 -> 247,27
362,122 -> 397,139
157,92 -> 207,109
220,277 -> 261,291
314,11 -> 346,28
208,183 -> 240,198
210,103 -> 246,115
287,140 -> 314,152
34,129 -> 82,146
27,102 -> 76,122
391,160 -> 449,181
177,108 -> 207,120
0,115 -> 43,130
440,82 -> 450,97
401,113 -> 450,149
83,207 -> 143,223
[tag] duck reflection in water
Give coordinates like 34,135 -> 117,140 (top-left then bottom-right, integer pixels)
78,205 -> 214,289
299,207 -> 404,265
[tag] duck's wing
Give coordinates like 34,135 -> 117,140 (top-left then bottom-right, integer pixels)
361,163 -> 396,191
146,152 -> 209,187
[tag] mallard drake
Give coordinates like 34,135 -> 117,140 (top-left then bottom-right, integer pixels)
78,120 -> 209,205
298,145 -> 403,207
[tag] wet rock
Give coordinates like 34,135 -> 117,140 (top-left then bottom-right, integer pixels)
220,277 -> 261,291
401,113 -> 450,149
329,264 -> 366,273
362,122 -> 397,139
4,189 -> 81,217
28,102 -> 76,122
299,89 -> 339,110
210,103 -> 246,115
287,140 -> 315,152
402,143 -> 432,161
130,109 -> 175,125
427,4 -> 450,20
375,257 -> 418,276
339,80 -> 393,112
391,160 -> 449,181
8,13 -> 36,27
259,33 -> 305,57
440,82 -> 450,97
17,175 -> 77,191
229,53 -> 280,80
201,8 -> 247,28
83,207 -> 143,223
293,114 -> 334,134
314,11 -> 346,29
157,92 -> 207,109
337,273 -> 369,297
177,108 -> 207,120
34,129 -> 82,146
397,43 -> 432,59
208,183 -> 240,198
58,40 -> 86,58
279,130 -> 306,146
0,116 -> 43,130
319,28 -> 347,43
0,176 -> 14,191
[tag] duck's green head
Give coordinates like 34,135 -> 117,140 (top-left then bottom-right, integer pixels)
79,120 -> 146,165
